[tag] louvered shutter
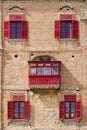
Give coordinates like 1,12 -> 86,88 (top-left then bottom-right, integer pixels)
24,101 -> 30,119
22,21 -> 28,39
55,20 -> 60,39
13,94 -> 25,101
59,101 -> 65,120
64,95 -> 76,101
60,14 -> 73,20
72,20 -> 79,39
4,21 -> 10,39
76,101 -> 82,120
8,101 -> 14,119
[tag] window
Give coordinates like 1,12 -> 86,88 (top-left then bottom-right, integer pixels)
4,14 -> 28,39
55,14 -> 79,39
10,21 -> 22,39
59,95 -> 82,120
14,101 -> 24,119
39,57 -> 51,61
65,101 -> 75,119
61,21 -> 72,38
8,95 -> 30,120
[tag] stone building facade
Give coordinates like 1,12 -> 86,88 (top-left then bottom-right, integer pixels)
0,0 -> 87,130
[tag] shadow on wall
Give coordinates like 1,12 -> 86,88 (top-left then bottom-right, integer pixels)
80,105 -> 87,127
31,89 -> 58,109
61,63 -> 83,90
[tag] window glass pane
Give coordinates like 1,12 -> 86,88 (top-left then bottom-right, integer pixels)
20,108 -> 24,112
14,113 -> 18,118
52,68 -> 58,74
71,113 -> 75,118
61,21 -> 72,38
61,22 -> 66,32
20,102 -> 24,107
71,108 -> 75,112
67,22 -> 72,38
71,102 -> 75,107
66,102 -> 70,107
66,113 -> 69,118
11,22 -> 16,38
14,102 -> 18,107
61,32 -> 66,38
66,107 -> 70,112
14,107 -> 18,112
40,57 -> 50,61
38,68 -> 43,75
44,67 -> 51,75
20,113 -> 24,118
17,22 -> 22,38
30,68 -> 36,74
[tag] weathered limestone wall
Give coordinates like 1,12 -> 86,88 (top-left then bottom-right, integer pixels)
0,1 -> 87,130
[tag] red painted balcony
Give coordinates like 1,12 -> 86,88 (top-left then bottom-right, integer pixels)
28,61 -> 61,89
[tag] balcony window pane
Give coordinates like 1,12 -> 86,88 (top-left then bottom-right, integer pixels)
30,68 -> 36,74
38,68 -> 43,75
44,67 -> 51,75
52,68 -> 58,74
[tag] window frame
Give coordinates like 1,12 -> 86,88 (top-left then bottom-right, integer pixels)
61,21 -> 72,38
14,101 -> 24,119
55,14 -> 79,39
8,95 -> 30,120
10,21 -> 22,39
65,101 -> 76,119
4,14 -> 28,40
59,95 -> 82,120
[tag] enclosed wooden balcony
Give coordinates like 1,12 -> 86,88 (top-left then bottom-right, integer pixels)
28,61 -> 61,89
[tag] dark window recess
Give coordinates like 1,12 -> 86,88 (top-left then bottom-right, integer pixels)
10,21 -> 22,39
39,57 -> 51,61
61,21 -> 72,38
59,95 -> 82,120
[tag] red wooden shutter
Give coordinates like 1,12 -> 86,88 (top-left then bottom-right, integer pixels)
60,14 -> 73,20
76,101 -> 82,120
24,101 -> 30,119
22,21 -> 28,39
13,94 -> 25,101
9,14 -> 23,21
55,20 -> 60,39
59,101 -> 65,120
8,101 -> 14,119
72,20 -> 79,39
4,21 -> 10,39
64,95 -> 76,101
